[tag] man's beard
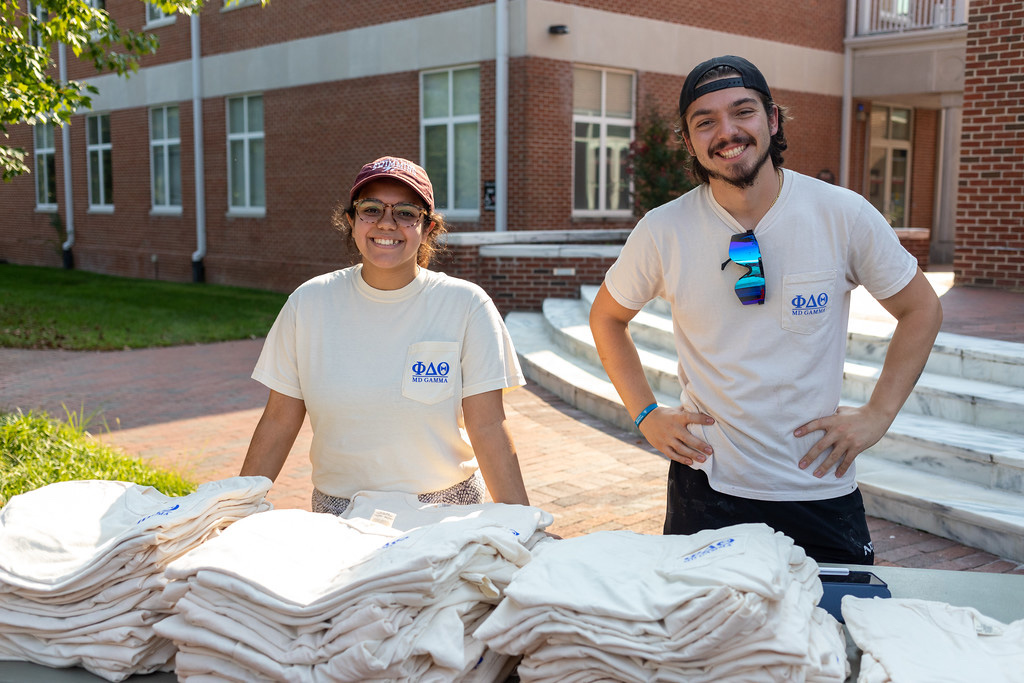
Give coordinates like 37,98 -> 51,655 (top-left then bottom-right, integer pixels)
698,137 -> 772,189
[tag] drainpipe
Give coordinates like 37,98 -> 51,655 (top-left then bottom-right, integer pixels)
839,0 -> 856,188
190,12 -> 206,282
59,43 -> 74,268
494,0 -> 508,232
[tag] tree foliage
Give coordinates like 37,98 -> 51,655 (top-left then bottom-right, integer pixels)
628,97 -> 696,217
0,0 -> 217,181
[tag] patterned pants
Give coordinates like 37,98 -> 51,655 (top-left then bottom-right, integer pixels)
311,471 -> 486,516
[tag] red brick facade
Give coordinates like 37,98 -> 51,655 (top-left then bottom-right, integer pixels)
4,0 -> 993,308
955,0 -> 1024,288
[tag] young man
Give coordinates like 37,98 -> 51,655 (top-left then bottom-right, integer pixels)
589,55 -> 942,564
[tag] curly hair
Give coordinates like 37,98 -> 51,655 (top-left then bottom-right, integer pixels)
677,65 -> 788,185
332,203 -> 448,268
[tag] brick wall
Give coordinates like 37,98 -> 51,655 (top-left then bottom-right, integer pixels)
955,0 -> 1024,289
435,245 -> 617,315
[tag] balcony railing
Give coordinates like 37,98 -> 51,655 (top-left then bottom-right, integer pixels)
855,0 -> 968,36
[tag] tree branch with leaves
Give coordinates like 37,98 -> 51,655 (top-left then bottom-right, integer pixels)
627,97 -> 696,217
0,0 -> 233,181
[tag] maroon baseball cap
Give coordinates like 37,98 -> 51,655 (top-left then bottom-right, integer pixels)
349,156 -> 434,213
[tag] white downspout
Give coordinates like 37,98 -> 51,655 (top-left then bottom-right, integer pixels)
840,0 -> 856,188
58,43 -> 74,266
190,12 -> 207,281
494,0 -> 508,231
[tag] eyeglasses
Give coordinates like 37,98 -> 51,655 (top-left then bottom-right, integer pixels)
720,230 -> 766,305
353,199 -> 427,228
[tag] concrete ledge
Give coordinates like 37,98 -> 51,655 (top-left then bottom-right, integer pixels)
443,229 -> 631,246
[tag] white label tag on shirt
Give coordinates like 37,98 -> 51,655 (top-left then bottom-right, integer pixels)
370,509 -> 397,527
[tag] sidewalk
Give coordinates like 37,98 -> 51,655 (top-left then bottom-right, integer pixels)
1,273 -> 1023,574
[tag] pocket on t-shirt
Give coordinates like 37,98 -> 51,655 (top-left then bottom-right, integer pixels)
402,341 -> 459,405
781,270 -> 837,334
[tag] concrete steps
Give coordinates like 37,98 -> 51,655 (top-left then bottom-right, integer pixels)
508,288 -> 1024,563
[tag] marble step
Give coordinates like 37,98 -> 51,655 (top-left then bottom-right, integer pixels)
856,455 -> 1024,563
505,312 -> 675,433
843,359 -> 1024,436
545,296 -> 1024,437
580,285 -> 1024,390
846,401 -> 1024,495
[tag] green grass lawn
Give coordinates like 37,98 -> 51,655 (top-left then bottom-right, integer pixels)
1,264 -> 286,505
1,410 -> 197,507
0,263 -> 287,350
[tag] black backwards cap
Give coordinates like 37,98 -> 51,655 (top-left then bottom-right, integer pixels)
678,55 -> 773,119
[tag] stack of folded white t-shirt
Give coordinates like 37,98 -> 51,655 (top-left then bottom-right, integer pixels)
842,596 -> 1024,683
155,492 -> 554,682
474,523 -> 849,682
0,476 -> 272,681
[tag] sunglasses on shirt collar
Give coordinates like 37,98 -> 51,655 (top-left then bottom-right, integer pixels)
721,230 -> 766,305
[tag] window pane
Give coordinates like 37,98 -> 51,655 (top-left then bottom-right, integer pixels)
151,109 -> 164,140
423,124 -> 448,208
36,156 -> 47,202
890,108 -> 911,141
230,139 -> 245,206
452,68 -> 479,117
45,156 -> 56,204
89,150 -> 100,204
153,146 -> 166,205
573,121 -> 598,209
249,138 -> 265,207
453,121 -> 478,209
868,146 -> 886,218
87,117 -> 98,145
870,105 -> 888,140
34,125 -> 45,147
100,114 -> 110,144
169,144 -> 181,206
229,98 -> 244,133
573,68 -> 601,115
43,124 -> 54,147
247,96 -> 263,132
167,106 -> 179,138
890,149 -> 907,226
605,72 -> 633,118
423,72 -> 449,119
607,124 -> 631,210
103,148 -> 113,204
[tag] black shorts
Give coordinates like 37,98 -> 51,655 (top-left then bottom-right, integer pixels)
664,461 -> 874,565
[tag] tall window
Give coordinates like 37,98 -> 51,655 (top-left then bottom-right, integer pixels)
421,66 -> 480,215
150,105 -> 182,211
27,2 -> 47,48
573,67 -> 634,215
86,114 -> 113,210
868,104 -> 912,227
227,94 -> 265,213
33,123 -> 57,210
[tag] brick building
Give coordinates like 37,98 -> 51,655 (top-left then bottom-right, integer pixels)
2,0 -> 1017,311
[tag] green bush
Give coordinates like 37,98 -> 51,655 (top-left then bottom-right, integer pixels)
0,410 -> 196,508
628,98 -> 697,217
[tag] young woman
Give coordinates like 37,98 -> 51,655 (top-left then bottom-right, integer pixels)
240,156 -> 531,513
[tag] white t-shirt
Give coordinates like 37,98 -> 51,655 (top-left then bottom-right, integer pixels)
253,266 -> 525,498
604,170 -> 917,500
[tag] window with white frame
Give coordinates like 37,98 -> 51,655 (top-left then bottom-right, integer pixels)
33,123 -> 57,210
150,105 -> 182,211
868,104 -> 913,227
227,94 -> 265,212
145,3 -> 174,26
27,2 -> 47,48
86,114 -> 113,210
572,67 -> 634,215
421,66 -> 480,215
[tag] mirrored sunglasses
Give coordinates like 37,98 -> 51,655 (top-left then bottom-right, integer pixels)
353,199 -> 426,228
720,230 -> 766,305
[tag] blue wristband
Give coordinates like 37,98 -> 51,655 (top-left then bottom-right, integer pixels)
634,402 -> 659,428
